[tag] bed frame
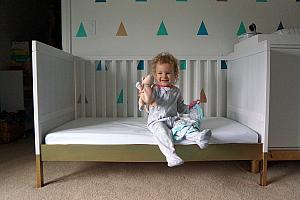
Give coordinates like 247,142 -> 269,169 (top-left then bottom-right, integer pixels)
33,40 -> 270,188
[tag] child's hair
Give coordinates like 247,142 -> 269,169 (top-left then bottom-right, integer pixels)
151,52 -> 179,78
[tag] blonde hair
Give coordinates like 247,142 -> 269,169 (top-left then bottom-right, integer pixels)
151,52 -> 179,79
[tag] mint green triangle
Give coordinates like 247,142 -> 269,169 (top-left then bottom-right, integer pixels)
157,21 -> 168,36
237,21 -> 246,36
76,22 -> 87,37
197,21 -> 208,35
180,60 -> 186,70
117,89 -> 124,104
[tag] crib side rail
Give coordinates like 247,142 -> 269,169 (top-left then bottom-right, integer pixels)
75,55 -> 227,119
32,41 -> 77,154
227,40 -> 270,152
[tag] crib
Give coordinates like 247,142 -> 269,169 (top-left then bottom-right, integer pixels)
34,35 -> 295,188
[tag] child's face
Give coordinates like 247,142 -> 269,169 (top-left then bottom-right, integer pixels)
155,63 -> 177,86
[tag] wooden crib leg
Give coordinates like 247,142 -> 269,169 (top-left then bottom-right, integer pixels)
36,155 -> 44,188
250,160 -> 260,173
260,152 -> 268,186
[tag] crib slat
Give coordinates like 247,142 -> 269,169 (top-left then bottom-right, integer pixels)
223,70 -> 227,117
216,59 -> 221,117
74,59 -> 78,119
185,60 -> 191,103
106,61 -> 113,117
121,60 -> 128,117
132,60 -> 138,117
195,60 -> 201,100
80,60 -> 86,117
205,60 -> 211,117
91,61 -> 96,117
112,60 -> 117,118
144,60 -> 149,75
178,66 -> 183,98
101,60 -> 107,117
143,60 -> 150,118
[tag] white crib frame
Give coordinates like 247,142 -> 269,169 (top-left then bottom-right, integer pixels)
32,41 -> 268,188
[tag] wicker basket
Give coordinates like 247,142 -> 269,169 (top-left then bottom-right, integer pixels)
0,121 -> 24,143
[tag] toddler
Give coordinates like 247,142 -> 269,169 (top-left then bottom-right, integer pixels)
146,52 -> 211,167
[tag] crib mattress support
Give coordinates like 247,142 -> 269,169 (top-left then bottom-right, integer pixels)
36,143 -> 265,188
40,143 -> 262,161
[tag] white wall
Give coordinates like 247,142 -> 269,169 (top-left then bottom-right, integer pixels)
63,0 -> 300,57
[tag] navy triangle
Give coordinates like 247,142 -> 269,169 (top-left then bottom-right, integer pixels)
197,21 -> 208,35
137,60 -> 144,70
221,60 -> 227,69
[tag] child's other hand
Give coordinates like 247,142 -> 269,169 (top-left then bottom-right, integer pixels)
188,99 -> 201,109
138,90 -> 144,96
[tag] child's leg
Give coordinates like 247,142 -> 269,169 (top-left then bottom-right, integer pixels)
185,129 -> 212,149
148,121 -> 184,167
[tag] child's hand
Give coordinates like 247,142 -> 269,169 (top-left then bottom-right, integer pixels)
188,99 -> 201,109
138,89 -> 144,97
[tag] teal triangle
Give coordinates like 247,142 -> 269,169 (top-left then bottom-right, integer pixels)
96,61 -> 102,71
180,60 -> 186,70
237,21 -> 246,36
256,0 -> 267,2
137,60 -> 144,70
95,0 -> 106,2
157,21 -> 168,36
221,60 -> 227,69
277,21 -> 284,31
197,21 -> 208,36
76,22 -> 87,37
117,89 -> 124,104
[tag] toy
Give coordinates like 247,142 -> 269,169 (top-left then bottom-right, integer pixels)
135,74 -> 157,112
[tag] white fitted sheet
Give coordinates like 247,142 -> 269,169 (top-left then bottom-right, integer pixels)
45,117 -> 259,145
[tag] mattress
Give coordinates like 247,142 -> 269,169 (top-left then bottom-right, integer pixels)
45,117 -> 259,145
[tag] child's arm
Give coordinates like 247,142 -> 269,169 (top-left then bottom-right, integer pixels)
177,94 -> 190,114
177,90 -> 201,114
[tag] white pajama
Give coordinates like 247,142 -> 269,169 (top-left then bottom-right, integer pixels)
147,85 -> 189,166
147,121 -> 183,165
